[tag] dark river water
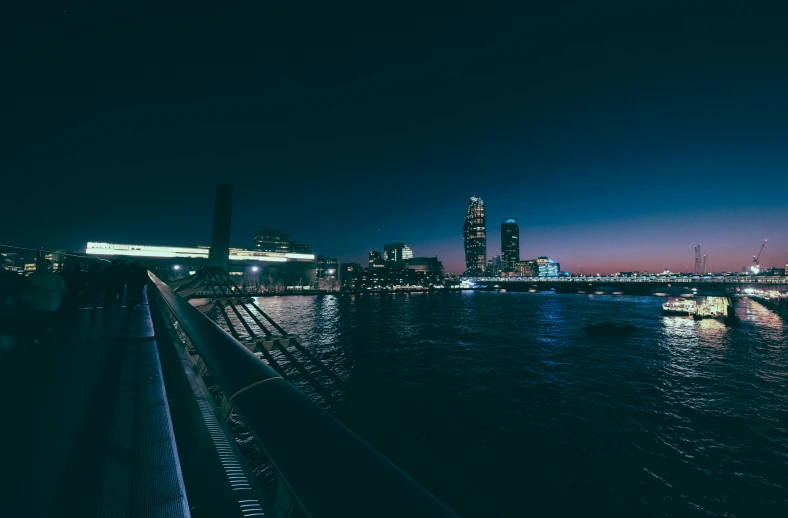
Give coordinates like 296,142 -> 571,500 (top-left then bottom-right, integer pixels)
218,292 -> 788,517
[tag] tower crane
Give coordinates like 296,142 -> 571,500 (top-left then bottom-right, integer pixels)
694,245 -> 702,275
751,239 -> 767,275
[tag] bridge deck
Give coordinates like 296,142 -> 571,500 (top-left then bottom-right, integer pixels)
0,292 -> 191,517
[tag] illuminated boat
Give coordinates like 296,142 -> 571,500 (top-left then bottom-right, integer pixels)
661,297 -> 697,316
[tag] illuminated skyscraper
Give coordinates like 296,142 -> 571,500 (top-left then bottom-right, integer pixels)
463,196 -> 487,275
501,218 -> 520,271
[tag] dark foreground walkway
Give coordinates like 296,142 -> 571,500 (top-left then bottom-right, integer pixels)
0,293 -> 189,517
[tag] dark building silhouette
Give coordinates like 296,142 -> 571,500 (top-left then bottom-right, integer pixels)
402,257 -> 444,286
463,196 -> 487,275
290,242 -> 311,254
487,255 -> 503,276
501,218 -> 520,271
368,250 -> 385,269
254,228 -> 290,253
340,263 -> 362,290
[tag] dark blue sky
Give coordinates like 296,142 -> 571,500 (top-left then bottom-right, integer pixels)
2,3 -> 787,273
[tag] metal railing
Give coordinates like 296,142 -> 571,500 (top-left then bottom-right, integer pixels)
147,271 -> 462,517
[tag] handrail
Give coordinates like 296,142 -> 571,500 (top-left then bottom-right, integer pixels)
148,271 -> 460,517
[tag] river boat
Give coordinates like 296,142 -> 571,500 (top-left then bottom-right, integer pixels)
662,297 -> 698,316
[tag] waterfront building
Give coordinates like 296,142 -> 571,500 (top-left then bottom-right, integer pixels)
356,257 -> 444,289
253,228 -> 290,253
535,256 -> 560,277
316,255 -> 339,290
463,196 -> 487,275
383,242 -> 414,263
369,250 -> 386,269
403,257 -> 443,286
516,260 -> 536,277
340,263 -> 362,290
500,218 -> 520,271
487,255 -> 503,276
403,256 -> 443,281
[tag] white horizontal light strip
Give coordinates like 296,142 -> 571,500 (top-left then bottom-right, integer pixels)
85,242 -> 314,262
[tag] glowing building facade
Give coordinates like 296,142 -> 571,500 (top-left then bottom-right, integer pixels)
383,242 -> 414,263
463,196 -> 487,275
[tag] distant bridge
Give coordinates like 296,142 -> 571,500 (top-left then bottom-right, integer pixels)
463,275 -> 788,295
465,275 -> 788,285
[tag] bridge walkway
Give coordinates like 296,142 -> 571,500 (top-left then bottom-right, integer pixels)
0,289 -> 265,517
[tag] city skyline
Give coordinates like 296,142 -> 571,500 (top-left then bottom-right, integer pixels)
3,5 -> 787,274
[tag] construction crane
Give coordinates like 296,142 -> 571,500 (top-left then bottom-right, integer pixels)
751,239 -> 767,274
693,245 -> 702,275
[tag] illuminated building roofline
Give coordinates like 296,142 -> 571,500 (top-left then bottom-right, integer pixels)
85,242 -> 315,262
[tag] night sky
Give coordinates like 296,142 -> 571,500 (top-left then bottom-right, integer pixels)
3,3 -> 787,274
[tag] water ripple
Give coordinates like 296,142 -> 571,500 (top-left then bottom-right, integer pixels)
251,292 -> 788,517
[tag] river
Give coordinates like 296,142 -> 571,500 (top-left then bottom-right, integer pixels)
225,292 -> 788,516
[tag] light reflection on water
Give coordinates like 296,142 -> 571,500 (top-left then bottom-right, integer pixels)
215,292 -> 787,517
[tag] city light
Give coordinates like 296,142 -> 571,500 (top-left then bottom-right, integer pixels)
252,266 -> 259,272
173,265 -> 181,270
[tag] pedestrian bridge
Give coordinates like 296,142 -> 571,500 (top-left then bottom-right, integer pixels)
0,270 -> 499,517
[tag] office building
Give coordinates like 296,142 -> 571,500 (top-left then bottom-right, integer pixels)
487,255 -> 503,276
516,260 -> 536,277
316,255 -> 339,290
383,242 -> 414,263
463,196 -> 487,275
369,250 -> 386,269
402,257 -> 443,286
501,218 -> 520,271
253,228 -> 290,253
340,263 -> 362,290
535,256 -> 560,277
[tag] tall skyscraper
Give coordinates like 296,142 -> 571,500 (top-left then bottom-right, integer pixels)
463,196 -> 487,275
501,218 -> 520,271
383,242 -> 414,262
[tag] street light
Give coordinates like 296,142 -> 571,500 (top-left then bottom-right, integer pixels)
173,265 -> 181,271
252,266 -> 259,272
